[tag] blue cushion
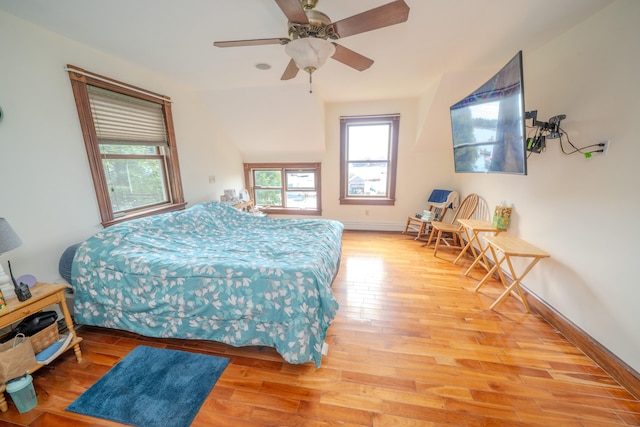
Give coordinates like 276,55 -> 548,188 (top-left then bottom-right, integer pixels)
59,243 -> 81,284
428,189 -> 451,203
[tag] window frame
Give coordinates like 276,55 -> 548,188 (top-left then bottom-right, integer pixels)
339,114 -> 400,206
67,65 -> 186,226
243,162 -> 322,216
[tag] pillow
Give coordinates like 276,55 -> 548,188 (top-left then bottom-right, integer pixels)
58,243 -> 81,285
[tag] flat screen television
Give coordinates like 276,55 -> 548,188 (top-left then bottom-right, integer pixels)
450,51 -> 527,175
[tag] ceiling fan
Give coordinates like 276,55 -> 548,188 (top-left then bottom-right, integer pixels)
213,0 -> 410,82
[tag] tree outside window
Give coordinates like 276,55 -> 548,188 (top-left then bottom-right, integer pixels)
100,145 -> 168,212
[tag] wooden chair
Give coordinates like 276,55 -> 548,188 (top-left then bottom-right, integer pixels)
403,190 -> 459,240
425,193 -> 479,257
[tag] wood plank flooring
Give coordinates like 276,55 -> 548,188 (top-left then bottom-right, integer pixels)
1,230 -> 639,426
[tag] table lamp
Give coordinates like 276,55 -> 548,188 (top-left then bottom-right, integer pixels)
0,218 -> 23,299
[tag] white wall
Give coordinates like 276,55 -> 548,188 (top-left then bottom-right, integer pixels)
0,11 -> 244,284
451,0 -> 640,371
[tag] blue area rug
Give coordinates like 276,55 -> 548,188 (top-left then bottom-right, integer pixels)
67,345 -> 230,427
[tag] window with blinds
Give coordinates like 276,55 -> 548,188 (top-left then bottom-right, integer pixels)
68,65 -> 185,226
87,86 -> 168,146
86,86 -> 170,214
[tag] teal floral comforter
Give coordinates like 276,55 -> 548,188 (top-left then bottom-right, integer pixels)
72,201 -> 343,366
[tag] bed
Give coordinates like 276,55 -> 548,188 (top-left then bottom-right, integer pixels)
70,201 -> 343,367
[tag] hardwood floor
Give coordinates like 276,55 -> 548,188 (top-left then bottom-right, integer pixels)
1,230 -> 639,426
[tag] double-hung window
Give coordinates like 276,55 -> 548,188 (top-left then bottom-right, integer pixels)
340,114 -> 400,205
67,65 -> 185,226
243,163 -> 321,215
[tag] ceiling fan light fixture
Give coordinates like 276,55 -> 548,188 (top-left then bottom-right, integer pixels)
284,37 -> 335,74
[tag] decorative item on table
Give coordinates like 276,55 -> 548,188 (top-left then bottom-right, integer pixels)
0,218 -> 23,302
16,274 -> 36,288
492,202 -> 513,231
221,189 -> 241,205
238,189 -> 251,202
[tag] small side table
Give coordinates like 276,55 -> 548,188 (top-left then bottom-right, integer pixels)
0,283 -> 83,412
454,219 -> 505,273
474,236 -> 550,312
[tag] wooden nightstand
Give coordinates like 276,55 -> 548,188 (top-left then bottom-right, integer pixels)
0,283 -> 83,412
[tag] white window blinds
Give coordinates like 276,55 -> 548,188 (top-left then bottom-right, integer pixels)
87,85 -> 168,146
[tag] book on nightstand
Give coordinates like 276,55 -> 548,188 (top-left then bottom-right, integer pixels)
35,333 -> 72,365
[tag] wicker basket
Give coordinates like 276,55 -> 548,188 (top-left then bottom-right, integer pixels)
30,323 -> 59,354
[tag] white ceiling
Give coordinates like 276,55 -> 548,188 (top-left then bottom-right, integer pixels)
0,0 -> 613,157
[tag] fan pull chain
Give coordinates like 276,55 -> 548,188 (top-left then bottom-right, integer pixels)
309,72 -> 313,94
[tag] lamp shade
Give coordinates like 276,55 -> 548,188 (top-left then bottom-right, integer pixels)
285,37 -> 336,74
0,218 -> 22,254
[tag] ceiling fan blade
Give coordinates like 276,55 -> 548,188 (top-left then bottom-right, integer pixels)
214,38 -> 289,48
281,59 -> 300,80
274,0 -> 309,24
331,44 -> 374,71
331,0 -> 410,39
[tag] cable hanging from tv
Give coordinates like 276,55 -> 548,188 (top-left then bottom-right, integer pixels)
525,111 -> 604,157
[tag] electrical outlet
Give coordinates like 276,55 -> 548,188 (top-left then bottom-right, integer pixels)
593,140 -> 610,156
208,175 -> 216,183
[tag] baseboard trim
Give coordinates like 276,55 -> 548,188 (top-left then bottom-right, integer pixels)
522,287 -> 640,400
342,221 -> 404,231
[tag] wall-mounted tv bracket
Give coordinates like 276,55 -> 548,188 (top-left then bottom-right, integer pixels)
525,110 -> 566,138
525,110 -> 566,153
526,110 -> 608,158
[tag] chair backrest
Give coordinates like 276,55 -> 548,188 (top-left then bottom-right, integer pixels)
427,189 -> 459,208
450,193 -> 479,225
426,190 -> 459,221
